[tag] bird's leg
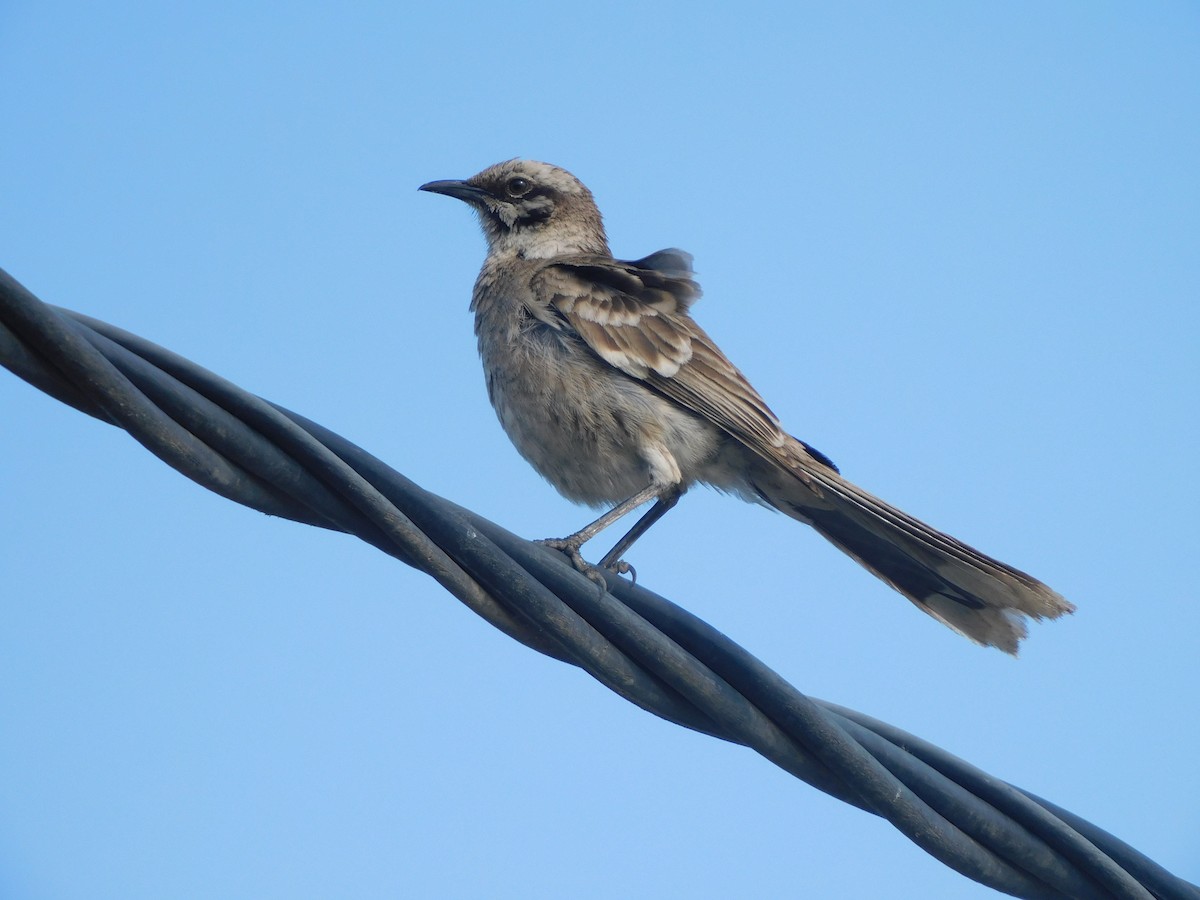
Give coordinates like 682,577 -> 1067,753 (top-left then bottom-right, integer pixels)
597,487 -> 683,576
542,487 -> 681,585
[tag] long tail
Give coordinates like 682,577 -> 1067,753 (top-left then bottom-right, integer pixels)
754,439 -> 1075,654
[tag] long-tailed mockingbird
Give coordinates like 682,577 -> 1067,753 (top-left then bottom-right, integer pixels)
420,159 -> 1074,653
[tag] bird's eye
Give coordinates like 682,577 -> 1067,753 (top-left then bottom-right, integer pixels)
505,176 -> 532,197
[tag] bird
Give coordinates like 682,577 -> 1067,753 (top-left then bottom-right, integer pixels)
419,159 -> 1074,653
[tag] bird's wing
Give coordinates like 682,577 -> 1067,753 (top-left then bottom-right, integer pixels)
532,252 -> 833,471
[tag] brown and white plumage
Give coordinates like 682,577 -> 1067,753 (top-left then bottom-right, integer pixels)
421,159 -> 1074,653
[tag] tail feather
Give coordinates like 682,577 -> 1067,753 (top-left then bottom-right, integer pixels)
756,445 -> 1075,654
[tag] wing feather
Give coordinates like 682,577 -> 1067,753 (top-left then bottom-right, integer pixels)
532,252 -> 801,465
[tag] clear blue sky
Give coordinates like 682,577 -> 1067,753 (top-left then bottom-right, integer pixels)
2,3 -> 1197,898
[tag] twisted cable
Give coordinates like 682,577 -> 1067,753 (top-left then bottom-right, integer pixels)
2,267 -> 1194,899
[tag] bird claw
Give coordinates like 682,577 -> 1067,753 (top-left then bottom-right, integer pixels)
536,537 -> 635,589
605,558 -> 637,583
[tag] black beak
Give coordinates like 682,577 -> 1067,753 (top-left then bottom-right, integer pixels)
418,179 -> 491,204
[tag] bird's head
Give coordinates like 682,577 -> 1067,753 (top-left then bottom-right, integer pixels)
420,160 -> 609,259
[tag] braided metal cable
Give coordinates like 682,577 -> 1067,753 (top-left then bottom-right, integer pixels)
2,267 -> 1195,900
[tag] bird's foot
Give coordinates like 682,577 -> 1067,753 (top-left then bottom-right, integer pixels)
599,552 -> 637,583
536,537 -> 635,589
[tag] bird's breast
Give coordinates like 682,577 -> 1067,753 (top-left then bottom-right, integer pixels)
472,289 -> 723,506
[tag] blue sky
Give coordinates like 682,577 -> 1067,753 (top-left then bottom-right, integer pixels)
2,3 -> 1197,897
